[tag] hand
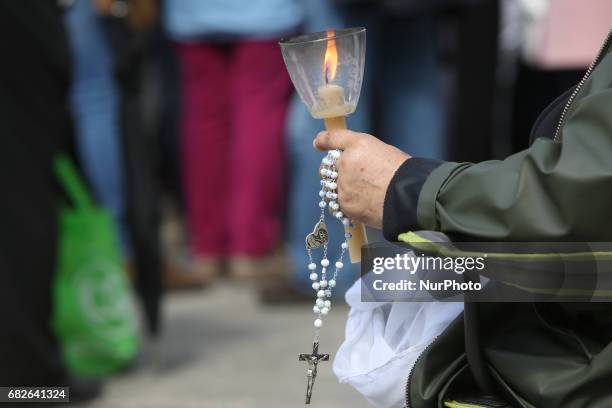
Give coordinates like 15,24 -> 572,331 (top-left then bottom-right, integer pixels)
314,130 -> 410,228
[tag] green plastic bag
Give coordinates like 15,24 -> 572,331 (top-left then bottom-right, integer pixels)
51,155 -> 139,376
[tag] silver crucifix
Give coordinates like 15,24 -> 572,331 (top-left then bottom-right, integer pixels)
299,341 -> 329,404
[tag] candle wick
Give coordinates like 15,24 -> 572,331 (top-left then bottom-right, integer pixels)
325,66 -> 329,85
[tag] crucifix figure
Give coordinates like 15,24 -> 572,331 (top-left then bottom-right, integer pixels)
299,341 -> 329,404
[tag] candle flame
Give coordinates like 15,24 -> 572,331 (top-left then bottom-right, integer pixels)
324,30 -> 338,83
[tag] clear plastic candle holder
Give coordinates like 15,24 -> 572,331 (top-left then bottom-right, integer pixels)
280,27 -> 366,119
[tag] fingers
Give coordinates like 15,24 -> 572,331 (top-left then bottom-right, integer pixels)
313,129 -> 359,151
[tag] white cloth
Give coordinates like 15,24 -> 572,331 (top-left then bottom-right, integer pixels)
333,253 -> 463,407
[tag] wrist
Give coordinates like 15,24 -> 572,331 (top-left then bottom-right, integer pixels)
382,157 -> 444,241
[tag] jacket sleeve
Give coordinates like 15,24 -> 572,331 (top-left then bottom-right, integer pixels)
384,79 -> 612,242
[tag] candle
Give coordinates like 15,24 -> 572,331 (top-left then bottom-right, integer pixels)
312,84 -> 354,119
319,109 -> 368,264
314,33 -> 367,263
318,84 -> 344,108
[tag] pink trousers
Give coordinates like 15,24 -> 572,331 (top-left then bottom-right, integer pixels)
178,41 -> 291,257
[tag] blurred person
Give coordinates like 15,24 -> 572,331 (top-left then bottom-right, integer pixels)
98,0 -> 164,332
66,0 -> 163,332
163,0 -> 300,281
265,0 -> 352,302
281,0 -> 445,302
65,0 -> 132,259
0,1 -> 99,400
439,0 -> 500,162
336,0 -> 446,158
511,0 -> 612,152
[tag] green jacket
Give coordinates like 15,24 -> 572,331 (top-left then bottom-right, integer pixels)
382,30 -> 612,407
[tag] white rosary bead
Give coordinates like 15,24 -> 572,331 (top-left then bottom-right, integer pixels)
331,150 -> 341,159
313,305 -> 321,313
321,307 -> 329,315
330,193 -> 338,200
309,272 -> 318,281
322,158 -> 331,166
341,242 -> 348,249
328,279 -> 336,287
329,182 -> 337,190
335,261 -> 344,269
329,171 -> 338,179
317,290 -> 326,298
324,300 -> 332,308
321,259 -> 330,267
319,190 -> 325,198
308,263 -> 317,271
319,200 -> 326,208
312,282 -> 320,290
342,218 -> 350,226
320,168 -> 327,176
335,211 -> 343,219
325,290 -> 332,297
314,318 -> 323,328
316,299 -> 325,308
320,280 -> 328,288
326,191 -> 333,199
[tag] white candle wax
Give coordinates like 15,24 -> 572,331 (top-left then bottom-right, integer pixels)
313,84 -> 354,119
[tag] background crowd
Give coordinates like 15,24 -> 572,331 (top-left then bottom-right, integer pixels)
0,0 -> 610,404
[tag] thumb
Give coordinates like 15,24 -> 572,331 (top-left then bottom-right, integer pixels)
313,129 -> 358,151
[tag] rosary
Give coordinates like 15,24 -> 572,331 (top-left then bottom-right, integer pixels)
278,26 -> 367,405
298,149 -> 352,404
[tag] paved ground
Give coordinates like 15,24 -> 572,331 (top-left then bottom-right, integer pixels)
78,283 -> 370,408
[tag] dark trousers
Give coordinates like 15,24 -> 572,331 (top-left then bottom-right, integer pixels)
0,1 -> 71,385
441,0 -> 500,162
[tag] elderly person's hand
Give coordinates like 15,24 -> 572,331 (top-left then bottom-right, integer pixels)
314,130 -> 410,228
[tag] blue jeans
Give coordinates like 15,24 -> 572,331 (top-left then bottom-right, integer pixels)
287,2 -> 444,295
65,0 -> 131,256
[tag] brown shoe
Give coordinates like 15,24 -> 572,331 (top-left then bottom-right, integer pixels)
259,279 -> 314,304
163,257 -> 221,290
228,250 -> 290,282
192,257 -> 223,283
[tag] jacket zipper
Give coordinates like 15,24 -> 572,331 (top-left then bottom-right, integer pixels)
405,334 -> 441,408
553,29 -> 612,142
